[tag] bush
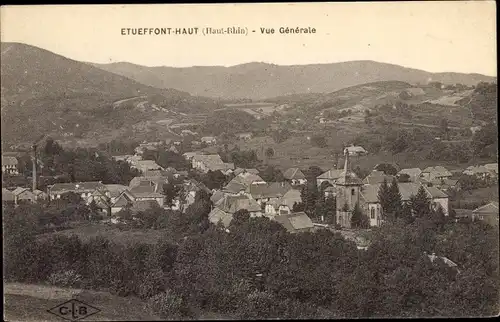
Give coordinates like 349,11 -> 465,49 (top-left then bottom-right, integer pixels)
147,290 -> 185,319
138,269 -> 166,300
48,269 -> 83,288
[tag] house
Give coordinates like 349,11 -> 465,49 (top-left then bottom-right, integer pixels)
233,168 -> 260,176
201,136 -> 217,145
484,163 -> 498,177
248,182 -> 292,206
110,190 -> 135,214
345,144 -> 367,156
48,182 -> 106,200
283,168 -> 307,185
103,184 -> 129,204
471,202 -> 499,226
182,152 -> 201,161
273,212 -> 315,233
420,166 -> 452,182
428,178 -> 461,193
397,168 -> 422,182
191,154 -> 223,172
316,169 -> 344,187
463,165 -> 492,179
231,172 -> 266,187
425,252 -> 460,274
112,155 -> 133,162
181,129 -> 198,136
362,171 -> 395,184
2,156 -> 19,175
33,189 -> 48,200
2,188 -> 15,203
359,182 -> 449,227
11,187 -> 36,204
264,188 -> 302,217
182,179 -> 211,209
236,132 -> 253,141
470,125 -> 482,135
129,176 -> 168,191
129,185 -> 165,207
143,169 -> 164,177
205,162 -> 235,175
168,146 -> 179,154
130,160 -> 164,174
208,194 -> 262,227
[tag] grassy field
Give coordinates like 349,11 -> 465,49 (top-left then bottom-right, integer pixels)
37,223 -> 171,246
459,186 -> 499,203
4,283 -> 160,321
236,131 -> 492,173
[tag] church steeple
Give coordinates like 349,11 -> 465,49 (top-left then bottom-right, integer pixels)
343,147 -> 350,174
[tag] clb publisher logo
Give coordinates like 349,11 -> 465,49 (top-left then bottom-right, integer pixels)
47,299 -> 101,321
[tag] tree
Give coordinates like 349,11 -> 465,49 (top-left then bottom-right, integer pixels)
163,183 -> 181,208
439,118 -> 449,140
377,179 -> 391,220
409,186 -> 431,218
265,147 -> 275,160
374,163 -> 398,176
350,202 -> 369,228
311,135 -> 327,148
388,178 -> 403,221
232,209 -> 251,227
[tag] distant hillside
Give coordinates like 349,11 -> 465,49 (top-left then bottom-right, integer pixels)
91,60 -> 496,100
0,42 -> 219,146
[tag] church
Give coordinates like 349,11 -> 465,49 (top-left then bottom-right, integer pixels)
330,149 -> 449,228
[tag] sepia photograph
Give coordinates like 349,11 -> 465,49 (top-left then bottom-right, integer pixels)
1,2 -> 498,320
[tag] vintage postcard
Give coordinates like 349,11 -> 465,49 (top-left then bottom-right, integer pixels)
1,2 -> 498,320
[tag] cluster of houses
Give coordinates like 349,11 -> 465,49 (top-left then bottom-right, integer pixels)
2,143 -> 498,230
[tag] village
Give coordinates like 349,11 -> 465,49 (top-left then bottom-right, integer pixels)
2,137 -> 498,244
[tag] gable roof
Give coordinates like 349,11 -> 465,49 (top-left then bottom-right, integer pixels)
104,184 -> 129,198
398,168 -> 422,177
283,168 -> 306,180
210,190 -> 225,204
421,166 -> 452,177
208,207 -> 233,227
49,181 -> 105,194
129,176 -> 167,189
484,163 -> 498,174
360,182 -> 447,203
273,212 -> 314,233
2,188 -> 15,201
134,160 -> 163,170
248,182 -> 292,199
12,187 -> 28,196
317,169 -> 344,180
129,185 -> 164,198
363,174 -> 396,185
232,172 -> 265,186
217,194 -> 261,213
192,154 -> 224,164
112,191 -> 134,207
464,165 -> 491,175
2,156 -> 18,166
472,202 -> 499,216
345,145 -> 367,153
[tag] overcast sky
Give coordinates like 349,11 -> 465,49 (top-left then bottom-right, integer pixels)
1,2 -> 497,76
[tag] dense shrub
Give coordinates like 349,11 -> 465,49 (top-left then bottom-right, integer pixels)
147,290 -> 185,319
